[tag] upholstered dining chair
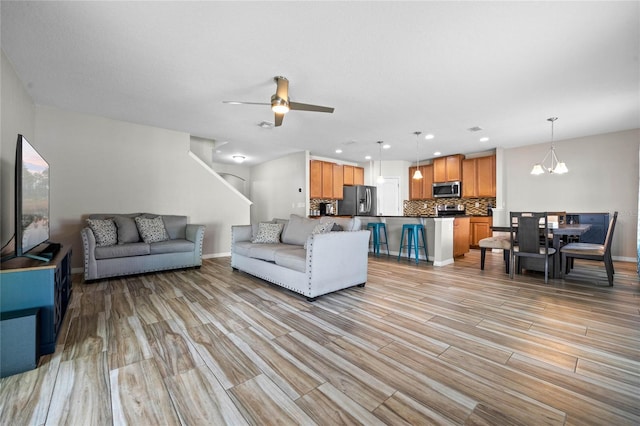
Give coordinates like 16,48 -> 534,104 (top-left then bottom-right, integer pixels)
560,212 -> 618,286
509,212 -> 556,283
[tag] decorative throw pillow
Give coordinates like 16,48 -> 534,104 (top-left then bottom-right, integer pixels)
134,216 -> 169,243
304,221 -> 334,248
251,222 -> 284,244
113,215 -> 140,244
86,218 -> 117,247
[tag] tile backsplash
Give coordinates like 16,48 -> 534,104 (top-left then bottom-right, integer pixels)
404,197 -> 496,216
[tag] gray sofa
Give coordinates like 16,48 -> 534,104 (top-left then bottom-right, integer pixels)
231,214 -> 370,301
81,213 -> 205,281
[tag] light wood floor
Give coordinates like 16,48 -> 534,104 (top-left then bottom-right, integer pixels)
1,250 -> 638,425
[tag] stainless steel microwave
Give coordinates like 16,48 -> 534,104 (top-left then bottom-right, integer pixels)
432,181 -> 461,198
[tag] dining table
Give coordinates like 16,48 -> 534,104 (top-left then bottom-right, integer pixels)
491,223 -> 592,278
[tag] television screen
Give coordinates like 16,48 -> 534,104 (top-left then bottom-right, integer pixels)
17,135 -> 50,255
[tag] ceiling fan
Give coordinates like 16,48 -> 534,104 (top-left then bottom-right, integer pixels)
223,76 -> 334,127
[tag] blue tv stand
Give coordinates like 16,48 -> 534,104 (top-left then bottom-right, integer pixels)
0,245 -> 72,358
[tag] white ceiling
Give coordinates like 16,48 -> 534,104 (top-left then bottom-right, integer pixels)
2,1 -> 638,166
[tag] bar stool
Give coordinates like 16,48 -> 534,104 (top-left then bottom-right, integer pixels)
367,222 -> 389,256
398,223 -> 428,264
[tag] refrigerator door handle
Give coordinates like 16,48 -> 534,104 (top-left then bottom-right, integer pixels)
366,188 -> 371,213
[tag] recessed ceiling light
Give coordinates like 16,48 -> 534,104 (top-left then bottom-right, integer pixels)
424,134 -> 435,140
433,151 -> 442,156
335,149 -> 343,154
383,144 -> 391,149
232,155 -> 246,163
479,137 -> 490,142
365,155 -> 371,160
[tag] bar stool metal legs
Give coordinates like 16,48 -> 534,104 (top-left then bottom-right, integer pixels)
398,223 -> 428,264
367,222 -> 389,256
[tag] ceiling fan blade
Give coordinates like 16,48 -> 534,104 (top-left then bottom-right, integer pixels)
275,76 -> 289,100
289,101 -> 334,113
274,112 -> 284,127
222,101 -> 270,106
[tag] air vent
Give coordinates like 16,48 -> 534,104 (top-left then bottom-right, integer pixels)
258,121 -> 274,129
467,126 -> 484,132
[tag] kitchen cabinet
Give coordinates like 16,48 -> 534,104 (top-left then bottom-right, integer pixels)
462,155 -> 496,197
434,154 -> 463,183
332,163 -> 344,200
310,160 -> 323,198
409,164 -> 434,200
469,216 -> 493,248
343,165 -> 364,186
453,216 -> 470,257
354,167 -> 364,185
310,160 -> 351,199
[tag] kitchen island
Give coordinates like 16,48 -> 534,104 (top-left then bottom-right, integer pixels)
356,215 -> 470,266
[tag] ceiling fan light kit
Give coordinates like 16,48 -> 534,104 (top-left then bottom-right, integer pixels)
224,76 -> 334,127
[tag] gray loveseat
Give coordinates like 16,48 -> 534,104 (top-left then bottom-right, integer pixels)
231,214 -> 370,301
81,213 -> 205,281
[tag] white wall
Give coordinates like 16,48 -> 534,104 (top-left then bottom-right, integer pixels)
31,106 -> 250,268
503,129 -> 639,260
250,151 -> 308,223
1,50 -> 36,246
363,159 -> 411,202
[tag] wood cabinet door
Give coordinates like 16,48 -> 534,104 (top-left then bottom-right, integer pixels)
333,163 -> 344,199
321,161 -> 334,198
453,217 -> 470,257
462,159 -> 477,197
310,160 -> 323,198
409,167 -> 423,199
433,157 -> 446,182
476,155 -> 496,197
343,165 -> 354,186
469,217 -> 493,248
354,167 -> 364,185
421,164 -> 434,199
446,155 -> 463,181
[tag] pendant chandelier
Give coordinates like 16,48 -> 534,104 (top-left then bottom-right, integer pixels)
413,131 -> 423,180
531,117 -> 568,175
376,141 -> 385,184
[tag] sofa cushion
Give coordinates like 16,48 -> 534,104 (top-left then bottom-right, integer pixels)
304,221 -> 334,248
113,215 -> 140,244
87,218 -> 117,247
274,248 -> 307,272
149,239 -> 195,254
281,214 -> 317,246
252,222 -> 284,244
135,216 -> 170,243
248,243 -> 294,262
233,241 -> 254,257
320,216 -> 361,231
161,215 -> 187,240
95,242 -> 150,259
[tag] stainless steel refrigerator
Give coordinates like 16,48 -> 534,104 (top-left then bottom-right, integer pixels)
338,185 -> 377,216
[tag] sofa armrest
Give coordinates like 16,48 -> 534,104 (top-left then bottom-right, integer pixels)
305,230 -> 371,294
186,224 -> 206,260
231,225 -> 252,243
81,227 -> 98,280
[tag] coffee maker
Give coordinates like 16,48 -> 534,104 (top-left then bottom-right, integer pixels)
319,202 -> 333,216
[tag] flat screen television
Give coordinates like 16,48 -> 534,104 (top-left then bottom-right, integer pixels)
14,134 -> 50,260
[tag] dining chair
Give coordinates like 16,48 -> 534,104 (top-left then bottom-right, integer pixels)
560,212 -> 618,286
509,212 -> 556,283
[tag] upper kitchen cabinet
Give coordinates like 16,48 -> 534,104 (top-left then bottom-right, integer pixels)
433,154 -> 463,182
344,165 -> 365,186
409,164 -> 434,200
310,160 -> 348,199
310,160 -> 323,198
462,155 -> 496,197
